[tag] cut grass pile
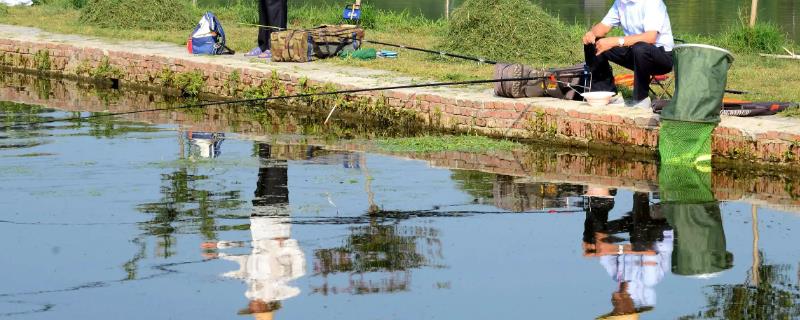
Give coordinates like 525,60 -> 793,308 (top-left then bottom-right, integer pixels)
377,135 -> 521,153
80,0 -> 195,30
440,0 -> 582,66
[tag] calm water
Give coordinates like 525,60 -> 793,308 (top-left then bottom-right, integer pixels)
3,72 -> 800,319
288,0 -> 800,42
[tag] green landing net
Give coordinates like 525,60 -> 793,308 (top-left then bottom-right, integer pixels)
659,44 -> 734,165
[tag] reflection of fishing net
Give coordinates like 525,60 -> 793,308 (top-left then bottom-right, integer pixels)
658,44 -> 734,165
664,202 -> 732,276
659,165 -> 732,276
658,164 -> 714,204
659,120 -> 716,165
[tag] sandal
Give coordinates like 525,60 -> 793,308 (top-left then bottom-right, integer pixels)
244,47 -> 263,57
257,50 -> 272,59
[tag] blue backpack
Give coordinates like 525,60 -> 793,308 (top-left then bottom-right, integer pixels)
188,12 -> 234,55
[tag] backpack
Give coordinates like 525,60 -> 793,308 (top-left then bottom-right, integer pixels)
494,63 -> 589,100
187,12 -> 234,55
270,25 -> 364,62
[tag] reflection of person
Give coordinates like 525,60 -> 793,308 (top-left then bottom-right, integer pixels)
187,131 -> 224,158
202,143 -> 305,319
582,0 -> 674,108
583,190 -> 673,317
204,216 -> 305,319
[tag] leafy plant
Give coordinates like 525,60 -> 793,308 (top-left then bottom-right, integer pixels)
172,70 -> 205,96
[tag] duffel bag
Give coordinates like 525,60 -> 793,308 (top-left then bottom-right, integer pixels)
308,24 -> 365,59
493,63 -> 546,98
544,64 -> 589,101
270,30 -> 313,62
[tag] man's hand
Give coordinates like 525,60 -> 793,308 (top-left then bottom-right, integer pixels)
582,31 -> 597,45
595,37 -> 618,56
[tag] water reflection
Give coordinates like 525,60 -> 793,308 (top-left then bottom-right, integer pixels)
312,221 -> 442,295
583,189 -> 673,318
187,131 -> 225,159
451,170 -> 586,213
312,151 -> 445,295
659,165 -> 733,278
203,143 -> 305,318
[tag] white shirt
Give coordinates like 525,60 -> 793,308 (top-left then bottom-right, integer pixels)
601,0 -> 674,51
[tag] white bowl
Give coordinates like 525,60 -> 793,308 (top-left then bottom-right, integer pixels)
582,91 -> 615,107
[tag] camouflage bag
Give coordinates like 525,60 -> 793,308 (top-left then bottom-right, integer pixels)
270,30 -> 312,62
493,63 -> 589,100
308,24 -> 365,59
543,64 -> 589,101
493,63 -> 546,98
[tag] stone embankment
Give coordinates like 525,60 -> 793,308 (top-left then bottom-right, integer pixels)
1,24 -> 800,166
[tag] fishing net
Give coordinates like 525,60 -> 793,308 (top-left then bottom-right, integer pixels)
659,44 -> 734,165
658,164 -> 714,204
658,120 -> 716,166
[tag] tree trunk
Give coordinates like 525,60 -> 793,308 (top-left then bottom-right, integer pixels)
750,0 -> 759,27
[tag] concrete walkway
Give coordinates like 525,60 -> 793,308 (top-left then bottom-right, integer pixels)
1,24 -> 799,166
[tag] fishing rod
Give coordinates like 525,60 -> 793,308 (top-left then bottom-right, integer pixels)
241,23 -> 760,95
237,22 -> 497,64
1,76 -> 547,129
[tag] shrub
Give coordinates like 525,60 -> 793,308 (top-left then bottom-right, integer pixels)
440,0 -> 581,65
80,0 -> 196,30
719,21 -> 791,54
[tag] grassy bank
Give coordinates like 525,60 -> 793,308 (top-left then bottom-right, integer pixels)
2,1 -> 799,107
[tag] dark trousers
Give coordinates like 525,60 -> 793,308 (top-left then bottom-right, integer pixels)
257,0 -> 288,51
584,42 -> 673,101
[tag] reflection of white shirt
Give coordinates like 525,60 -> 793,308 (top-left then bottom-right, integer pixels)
599,230 -> 673,307
219,217 -> 306,302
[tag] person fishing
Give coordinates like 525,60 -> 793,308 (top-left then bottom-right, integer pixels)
245,0 -> 288,59
582,0 -> 675,109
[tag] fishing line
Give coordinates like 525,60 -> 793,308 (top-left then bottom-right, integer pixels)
1,76 -> 551,130
239,23 -> 756,95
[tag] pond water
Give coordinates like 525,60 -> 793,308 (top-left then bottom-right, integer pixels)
288,0 -> 800,43
3,72 -> 800,319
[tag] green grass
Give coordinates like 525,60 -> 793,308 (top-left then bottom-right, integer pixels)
377,135 -> 521,153
80,0 -> 195,30
441,0 -> 580,65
